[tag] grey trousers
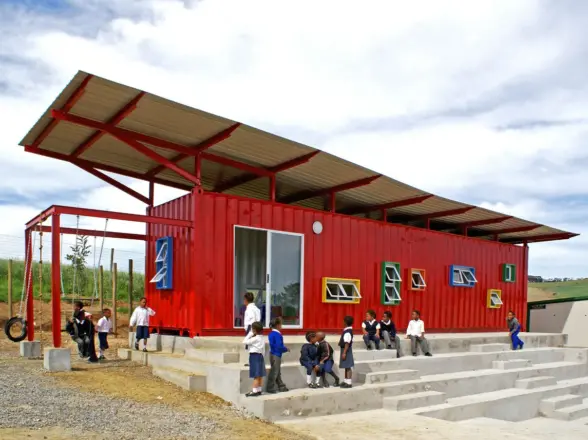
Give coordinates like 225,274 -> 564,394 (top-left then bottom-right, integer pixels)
409,335 -> 430,355
381,331 -> 404,357
267,354 -> 287,392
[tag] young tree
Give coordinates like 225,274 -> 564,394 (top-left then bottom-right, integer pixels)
66,235 -> 91,294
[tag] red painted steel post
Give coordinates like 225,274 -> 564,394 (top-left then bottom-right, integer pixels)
195,154 -> 202,182
25,228 -> 35,341
329,192 -> 336,212
51,214 -> 62,347
192,188 -> 203,336
148,181 -> 155,206
381,209 -> 387,222
269,176 -> 276,202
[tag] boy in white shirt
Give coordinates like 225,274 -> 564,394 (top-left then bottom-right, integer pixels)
96,308 -> 112,360
406,310 -> 432,357
243,292 -> 261,352
129,297 -> 156,352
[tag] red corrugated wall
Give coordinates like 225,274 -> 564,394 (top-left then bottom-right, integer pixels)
147,191 -> 527,336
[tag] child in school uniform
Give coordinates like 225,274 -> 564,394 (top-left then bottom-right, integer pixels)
507,310 -> 524,350
406,310 -> 432,357
243,321 -> 265,397
129,297 -> 156,352
314,332 -> 340,387
300,331 -> 319,388
96,308 -> 112,360
339,315 -> 355,388
380,310 -> 403,357
243,292 -> 261,354
362,309 -> 381,350
267,317 -> 290,393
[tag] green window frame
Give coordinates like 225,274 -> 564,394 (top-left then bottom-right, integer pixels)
381,261 -> 402,305
502,264 -> 516,283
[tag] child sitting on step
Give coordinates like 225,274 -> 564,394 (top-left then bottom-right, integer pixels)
339,315 -> 354,388
362,309 -> 381,350
507,311 -> 524,350
406,310 -> 432,357
380,310 -> 403,357
300,331 -> 319,388
314,332 -> 340,387
243,321 -> 265,397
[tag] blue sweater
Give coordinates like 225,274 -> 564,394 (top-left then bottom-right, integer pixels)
299,343 -> 318,365
268,329 -> 288,357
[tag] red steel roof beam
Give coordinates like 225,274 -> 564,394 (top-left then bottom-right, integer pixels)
74,163 -> 150,205
146,123 -> 241,177
37,225 -> 146,241
506,232 -> 579,243
214,151 -> 319,193
492,225 -> 541,235
456,216 -> 513,228
53,205 -> 192,228
24,145 -> 192,192
200,151 -> 274,177
30,75 -> 93,148
410,206 -> 475,220
339,194 -> 433,216
278,175 -> 381,204
71,91 -> 146,158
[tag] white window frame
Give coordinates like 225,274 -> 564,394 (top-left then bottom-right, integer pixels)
155,241 -> 168,263
150,265 -> 167,284
490,292 -> 503,306
411,270 -> 427,289
452,266 -> 477,286
384,284 -> 402,303
150,240 -> 169,285
504,264 -> 516,282
384,263 -> 402,303
325,279 -> 362,302
385,265 -> 401,284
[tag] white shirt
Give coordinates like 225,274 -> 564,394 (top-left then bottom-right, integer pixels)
96,317 -> 112,333
343,326 -> 353,344
406,319 -> 425,337
362,319 -> 381,330
130,306 -> 155,327
243,334 -> 265,355
243,303 -> 261,331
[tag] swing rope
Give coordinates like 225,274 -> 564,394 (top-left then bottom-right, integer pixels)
71,215 -> 80,312
91,219 -> 108,307
17,226 -> 37,320
60,233 -> 65,298
38,223 -> 44,347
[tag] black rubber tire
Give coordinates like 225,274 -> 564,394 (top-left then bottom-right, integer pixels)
3,317 -> 27,342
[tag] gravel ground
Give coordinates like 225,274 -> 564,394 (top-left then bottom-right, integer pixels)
0,360 -> 219,440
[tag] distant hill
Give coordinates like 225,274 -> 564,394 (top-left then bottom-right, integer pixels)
528,279 -> 588,302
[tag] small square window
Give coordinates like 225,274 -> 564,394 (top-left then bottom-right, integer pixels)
150,236 -> 173,289
450,265 -> 477,287
487,289 -> 502,309
410,269 -> 427,290
502,264 -> 516,283
322,278 -> 361,303
381,262 -> 402,305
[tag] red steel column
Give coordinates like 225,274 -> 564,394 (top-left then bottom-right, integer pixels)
269,176 -> 276,202
51,214 -> 62,347
192,187 -> 203,336
25,228 -> 35,341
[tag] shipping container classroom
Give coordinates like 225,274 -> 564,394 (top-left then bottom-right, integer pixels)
19,71 -> 579,345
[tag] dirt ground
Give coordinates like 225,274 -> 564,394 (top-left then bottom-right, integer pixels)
0,318 -> 311,440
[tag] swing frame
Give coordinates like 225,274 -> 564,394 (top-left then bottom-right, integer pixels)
23,203 -> 193,348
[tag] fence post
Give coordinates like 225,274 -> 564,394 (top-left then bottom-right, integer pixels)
7,259 -> 13,317
99,265 -> 104,312
128,259 -> 133,321
112,262 -> 117,335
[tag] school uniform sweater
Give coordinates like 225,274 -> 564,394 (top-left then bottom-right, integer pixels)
380,319 -> 397,337
362,319 -> 380,336
300,343 -> 318,365
268,329 -> 288,357
507,317 -> 521,332
317,340 -> 334,363
130,306 -> 155,327
339,327 -> 354,348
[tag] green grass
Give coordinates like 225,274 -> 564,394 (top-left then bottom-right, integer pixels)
0,258 -> 145,304
528,279 -> 588,301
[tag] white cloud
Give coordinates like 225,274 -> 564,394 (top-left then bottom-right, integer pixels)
0,0 -> 586,277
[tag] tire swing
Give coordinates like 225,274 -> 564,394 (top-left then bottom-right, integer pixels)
4,224 -> 38,342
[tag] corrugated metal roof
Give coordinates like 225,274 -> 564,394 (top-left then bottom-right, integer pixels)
19,71 -> 578,245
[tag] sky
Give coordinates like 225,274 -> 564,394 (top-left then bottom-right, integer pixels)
0,0 -> 586,278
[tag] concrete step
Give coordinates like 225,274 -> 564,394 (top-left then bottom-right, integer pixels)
239,347 -> 398,364
148,353 -> 209,374
358,369 -> 420,384
540,394 -> 584,412
515,376 -> 557,389
184,348 -> 239,364
384,391 -> 447,410
570,416 -> 588,425
152,366 -> 207,391
552,401 -> 588,421
471,343 -> 511,353
492,359 -> 532,370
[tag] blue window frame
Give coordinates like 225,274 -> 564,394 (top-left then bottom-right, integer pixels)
150,236 -> 173,290
450,265 -> 477,287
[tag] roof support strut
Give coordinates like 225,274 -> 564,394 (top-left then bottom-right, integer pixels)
339,194 -> 433,216
491,225 -> 541,236
278,175 -> 381,205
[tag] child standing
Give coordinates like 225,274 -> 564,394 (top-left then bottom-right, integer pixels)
362,309 -> 381,350
406,310 -> 432,357
380,310 -> 403,357
243,292 -> 261,352
129,297 -> 156,352
314,332 -> 340,387
507,311 -> 524,350
96,308 -> 112,360
339,315 -> 355,389
267,317 -> 290,393
300,331 -> 319,388
243,321 -> 265,397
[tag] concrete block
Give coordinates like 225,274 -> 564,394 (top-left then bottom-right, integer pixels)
20,340 -> 41,358
540,394 -> 583,413
515,376 -> 557,389
152,367 -> 207,391
43,347 -> 71,372
184,348 -> 239,364
118,348 -> 132,360
358,369 -> 420,384
492,359 -> 531,370
470,343 -> 511,353
551,402 -> 588,421
384,391 -> 446,410
149,354 -> 207,374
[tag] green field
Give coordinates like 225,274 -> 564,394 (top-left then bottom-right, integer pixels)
0,258 -> 145,304
528,279 -> 588,302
